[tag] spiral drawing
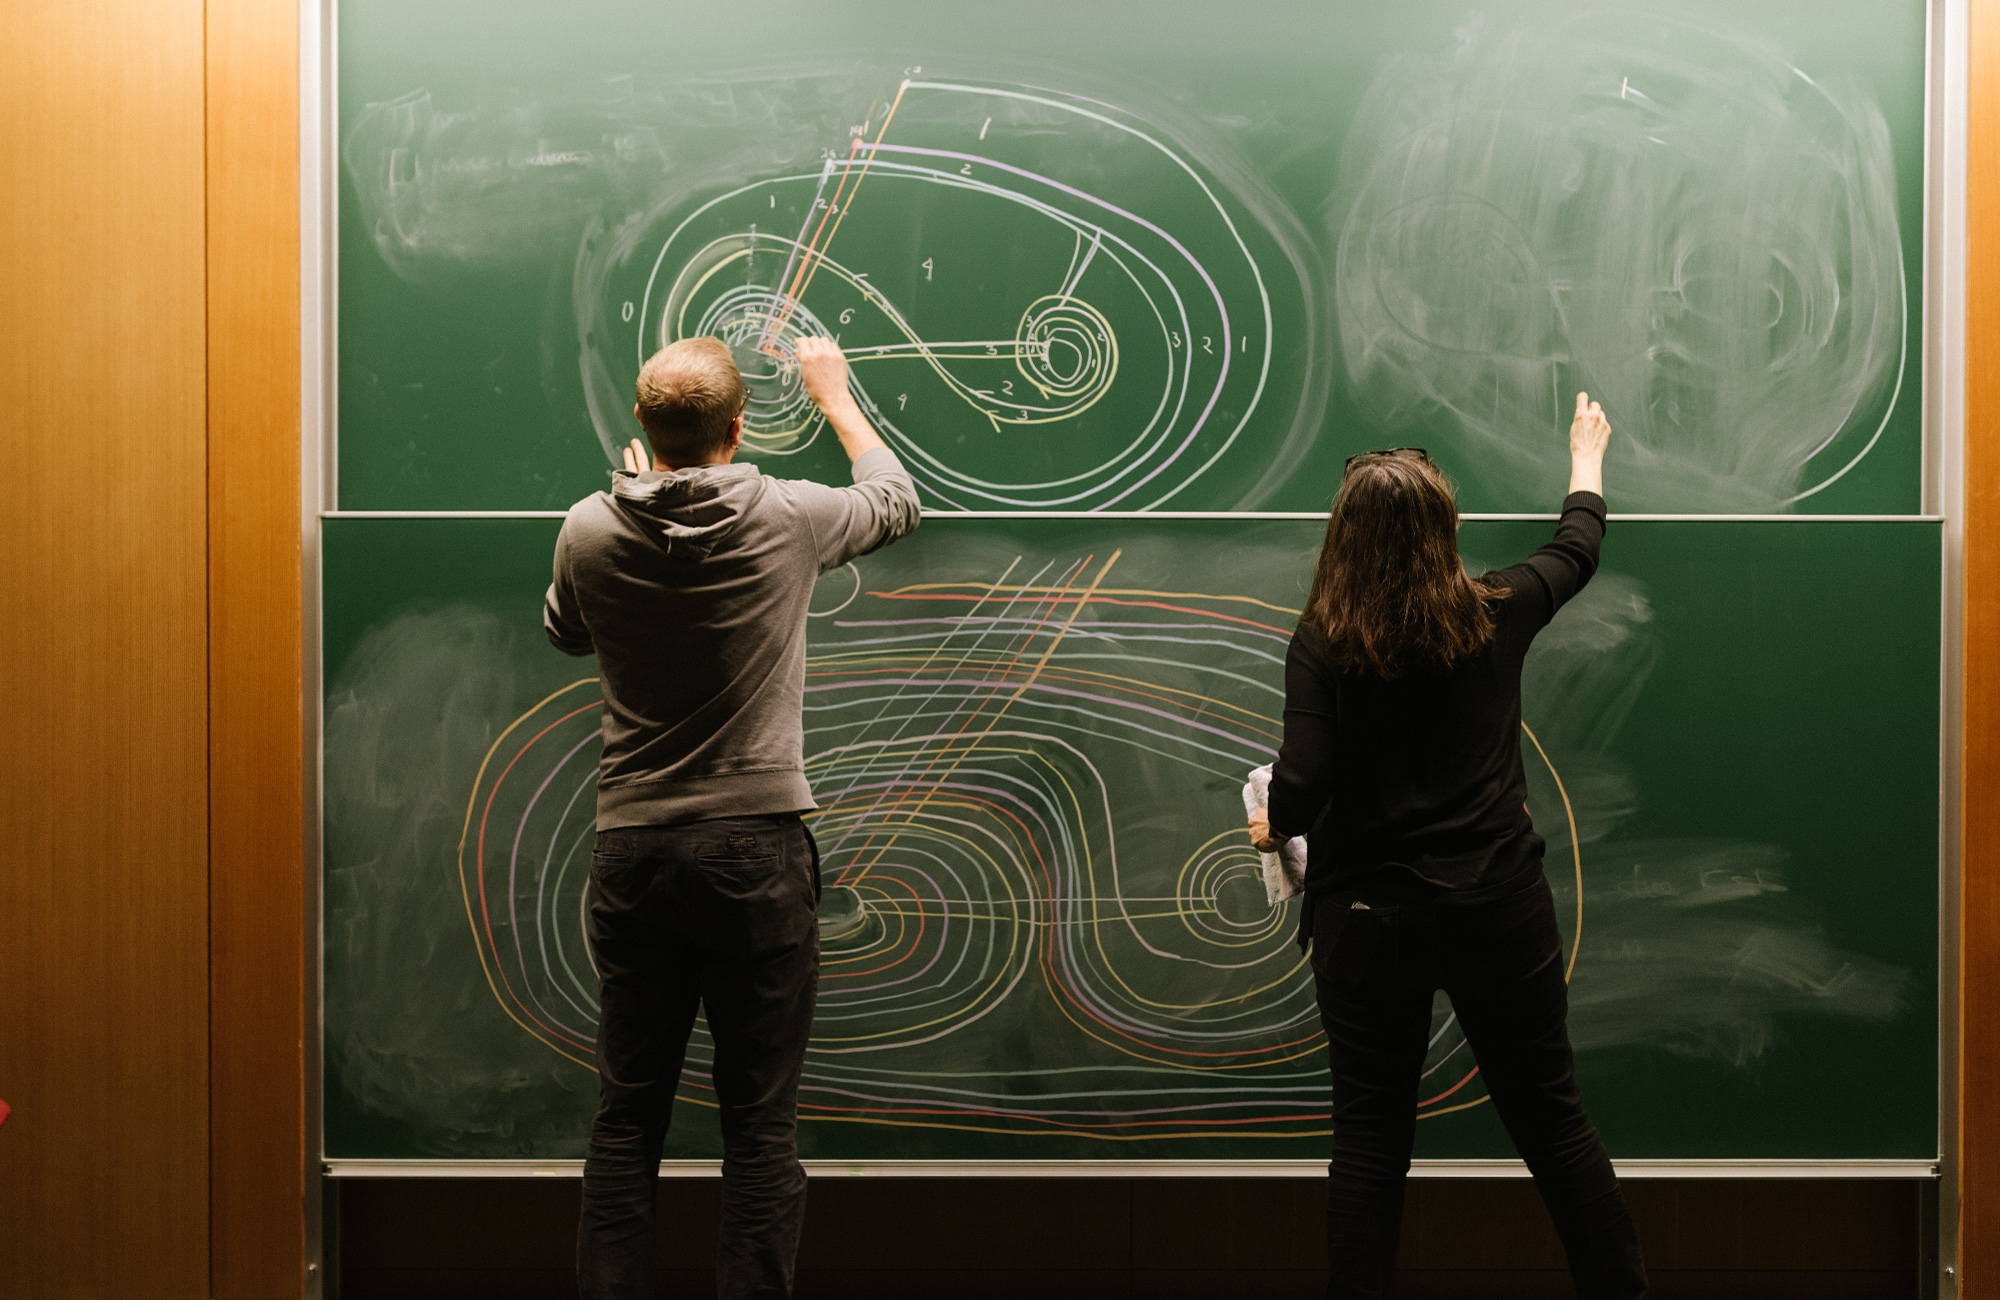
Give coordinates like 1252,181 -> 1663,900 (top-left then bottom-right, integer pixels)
455,539 -> 1586,1140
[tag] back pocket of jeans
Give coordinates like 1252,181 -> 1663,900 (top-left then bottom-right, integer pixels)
694,851 -> 812,952
696,851 -> 778,888
1311,896 -> 1397,987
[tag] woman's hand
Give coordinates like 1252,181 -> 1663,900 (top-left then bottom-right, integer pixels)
1247,808 -> 1288,854
1568,391 -> 1609,497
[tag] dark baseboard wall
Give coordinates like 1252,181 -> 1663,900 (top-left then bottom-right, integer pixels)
328,1176 -> 1933,1299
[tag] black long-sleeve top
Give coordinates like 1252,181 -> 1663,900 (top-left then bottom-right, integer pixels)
1267,491 -> 1606,907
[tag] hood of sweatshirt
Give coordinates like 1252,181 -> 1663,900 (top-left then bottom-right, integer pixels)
608,463 -> 766,559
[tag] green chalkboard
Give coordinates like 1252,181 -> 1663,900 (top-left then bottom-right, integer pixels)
321,516 -> 1939,1160
337,0 -> 1925,514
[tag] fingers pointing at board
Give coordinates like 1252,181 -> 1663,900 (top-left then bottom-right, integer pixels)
622,437 -> 651,475
1570,391 -> 1611,458
1567,392 -> 1610,497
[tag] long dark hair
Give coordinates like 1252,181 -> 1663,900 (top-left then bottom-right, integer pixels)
1302,452 -> 1507,679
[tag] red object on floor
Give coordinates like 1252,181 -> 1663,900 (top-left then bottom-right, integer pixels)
0,1099 -> 10,1127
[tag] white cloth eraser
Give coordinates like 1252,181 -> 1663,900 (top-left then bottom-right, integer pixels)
1242,763 -> 1307,907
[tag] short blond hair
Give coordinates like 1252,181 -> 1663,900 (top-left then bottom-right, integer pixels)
635,337 -> 744,460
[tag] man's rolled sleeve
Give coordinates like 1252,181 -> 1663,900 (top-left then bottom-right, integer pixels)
802,446 -> 923,572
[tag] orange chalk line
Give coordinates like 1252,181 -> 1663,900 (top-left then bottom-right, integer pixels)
885,580 -> 1303,619
806,652 -> 1280,742
841,552 -> 1117,887
865,588 -> 1291,638
455,583 -> 1590,1133
805,555 -> 1030,858
781,87 -> 900,313
765,80 -> 910,345
455,678 -> 603,1071
1520,720 -> 1586,983
829,558 -> 1086,889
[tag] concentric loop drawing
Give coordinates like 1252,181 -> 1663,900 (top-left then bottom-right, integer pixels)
1332,16 -> 1906,512
453,545 -> 1590,1137
578,72 -> 1324,511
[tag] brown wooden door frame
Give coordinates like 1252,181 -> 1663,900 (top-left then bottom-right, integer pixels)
1965,0 -> 2000,1293
207,0 -> 307,1294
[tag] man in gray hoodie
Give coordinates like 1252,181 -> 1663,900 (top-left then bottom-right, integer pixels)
545,335 -> 920,1300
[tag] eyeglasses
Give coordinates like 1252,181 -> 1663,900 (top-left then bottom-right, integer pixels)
1344,447 -> 1431,474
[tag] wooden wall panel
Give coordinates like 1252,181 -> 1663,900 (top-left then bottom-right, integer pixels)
206,0 -> 305,1295
336,1177 -> 1925,1298
0,1 -> 211,1296
1967,0 -> 2000,1292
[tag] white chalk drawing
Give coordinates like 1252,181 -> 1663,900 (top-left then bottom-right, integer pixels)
1332,15 -> 1906,512
342,66 -> 1327,510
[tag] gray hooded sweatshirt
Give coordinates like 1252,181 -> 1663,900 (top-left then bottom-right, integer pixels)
544,447 -> 920,828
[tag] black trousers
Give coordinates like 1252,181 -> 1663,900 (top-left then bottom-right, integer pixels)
577,814 -> 820,1300
1312,873 -> 1646,1299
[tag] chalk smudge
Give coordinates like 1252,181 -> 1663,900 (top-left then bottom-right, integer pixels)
1568,841 -> 1907,1065
1334,16 -> 1904,511
341,61 -> 1328,508
323,607 -> 598,1154
1508,568 -> 1906,1067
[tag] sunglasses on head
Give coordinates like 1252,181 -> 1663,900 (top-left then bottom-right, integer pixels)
1344,447 -> 1432,474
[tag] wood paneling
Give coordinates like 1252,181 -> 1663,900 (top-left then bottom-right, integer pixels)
206,0 -> 304,1294
334,1177 -> 1923,1299
1969,0 -> 2000,1292
0,1 -> 211,1296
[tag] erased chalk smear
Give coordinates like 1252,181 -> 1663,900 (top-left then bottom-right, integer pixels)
1333,15 -> 1905,512
1512,569 -> 1906,1076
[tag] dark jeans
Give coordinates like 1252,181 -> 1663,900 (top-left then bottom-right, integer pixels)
1312,873 -> 1646,1299
577,814 -> 821,1300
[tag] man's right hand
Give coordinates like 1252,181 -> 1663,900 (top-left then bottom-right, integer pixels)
795,337 -> 854,413
793,336 -> 889,464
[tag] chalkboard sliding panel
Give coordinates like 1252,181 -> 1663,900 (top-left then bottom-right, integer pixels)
334,0 -> 1928,516
323,0 -> 1944,1179
320,1159 -> 1941,1179
303,0 -> 335,1289
321,516 -> 1939,1166
321,512 -> 1951,522
1921,3 -> 1972,1294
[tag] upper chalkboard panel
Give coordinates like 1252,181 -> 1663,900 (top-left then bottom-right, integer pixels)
337,0 -> 1924,513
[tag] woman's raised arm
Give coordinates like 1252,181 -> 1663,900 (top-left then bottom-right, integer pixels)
1568,390 -> 1609,498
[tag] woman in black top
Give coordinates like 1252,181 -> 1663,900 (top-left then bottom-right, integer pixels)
1250,395 -> 1646,1299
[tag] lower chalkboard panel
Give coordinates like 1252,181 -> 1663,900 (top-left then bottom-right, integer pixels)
320,515 -> 1939,1162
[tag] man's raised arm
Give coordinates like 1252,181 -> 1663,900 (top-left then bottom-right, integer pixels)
792,337 -> 921,570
